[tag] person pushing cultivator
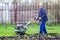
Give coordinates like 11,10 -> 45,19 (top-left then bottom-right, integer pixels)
35,3 -> 48,35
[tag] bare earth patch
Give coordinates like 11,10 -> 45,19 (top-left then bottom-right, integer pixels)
0,33 -> 60,40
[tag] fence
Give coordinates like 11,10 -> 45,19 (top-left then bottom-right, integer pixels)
0,2 -> 13,24
0,0 -> 60,24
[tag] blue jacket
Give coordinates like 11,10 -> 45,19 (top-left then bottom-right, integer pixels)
38,7 -> 48,21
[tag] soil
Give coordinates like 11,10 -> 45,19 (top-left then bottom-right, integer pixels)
0,33 -> 60,40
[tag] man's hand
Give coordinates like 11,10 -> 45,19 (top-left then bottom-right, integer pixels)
39,17 -> 41,20
39,17 -> 41,21
34,17 -> 41,21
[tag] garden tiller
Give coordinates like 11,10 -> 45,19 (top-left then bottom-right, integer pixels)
15,21 -> 32,35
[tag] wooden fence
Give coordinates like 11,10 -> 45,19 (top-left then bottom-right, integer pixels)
0,0 -> 60,24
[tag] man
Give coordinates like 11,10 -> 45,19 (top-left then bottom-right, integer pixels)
36,3 -> 48,34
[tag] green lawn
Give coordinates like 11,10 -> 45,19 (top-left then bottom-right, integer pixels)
0,24 -> 60,36
0,24 -> 15,37
26,24 -> 60,34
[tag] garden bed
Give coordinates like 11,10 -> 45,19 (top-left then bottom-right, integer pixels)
0,33 -> 60,40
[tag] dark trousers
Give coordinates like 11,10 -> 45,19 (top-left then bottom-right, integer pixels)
40,21 -> 47,34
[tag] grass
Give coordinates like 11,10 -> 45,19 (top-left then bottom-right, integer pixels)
26,24 -> 60,34
0,24 -> 60,36
0,24 -> 15,37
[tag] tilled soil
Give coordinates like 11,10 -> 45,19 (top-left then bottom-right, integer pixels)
0,33 -> 60,40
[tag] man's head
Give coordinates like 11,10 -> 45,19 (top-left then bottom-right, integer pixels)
39,3 -> 43,9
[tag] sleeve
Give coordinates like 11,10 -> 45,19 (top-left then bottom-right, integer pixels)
38,10 -> 41,18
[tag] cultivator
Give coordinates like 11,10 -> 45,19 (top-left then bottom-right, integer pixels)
15,21 -> 32,35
